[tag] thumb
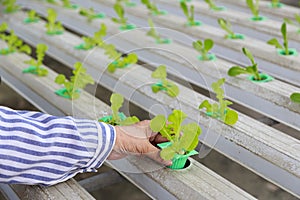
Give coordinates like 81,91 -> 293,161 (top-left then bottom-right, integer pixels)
144,143 -> 172,166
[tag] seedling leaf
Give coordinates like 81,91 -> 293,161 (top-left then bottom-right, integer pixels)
199,78 -> 239,125
290,93 -> 300,103
150,115 -> 166,132
152,65 -> 166,79
267,38 -> 283,49
55,62 -> 94,99
224,109 -> 239,125
150,110 -> 202,160
204,39 -> 214,52
180,123 -> 201,151
151,65 -> 179,97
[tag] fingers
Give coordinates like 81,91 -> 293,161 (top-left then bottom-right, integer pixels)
150,134 -> 168,144
144,143 -> 172,166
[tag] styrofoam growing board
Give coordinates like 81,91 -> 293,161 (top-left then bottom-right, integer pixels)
0,41 -> 256,200
99,0 -> 300,77
2,12 -> 300,197
216,0 -> 300,20
39,0 -> 300,131
155,0 -> 300,43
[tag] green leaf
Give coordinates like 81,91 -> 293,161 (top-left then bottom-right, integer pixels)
160,146 -> 176,160
179,122 -> 201,151
204,39 -> 214,52
281,22 -> 289,54
290,93 -> 300,103
118,116 -> 140,126
295,14 -> 300,24
0,22 -> 8,32
55,74 -> 66,84
37,68 -> 48,77
199,100 -> 212,112
19,45 -> 31,54
218,18 -> 234,36
242,47 -> 255,65
267,38 -> 283,49
190,5 -> 195,23
246,0 -> 259,17
113,2 -> 127,25
224,109 -> 239,125
180,1 -> 189,19
166,83 -> 179,97
168,110 -> 187,140
36,43 -> 48,66
192,40 -> 203,52
24,59 -> 37,66
151,84 -> 160,93
125,53 -> 138,65
228,66 -> 248,77
47,8 -> 57,24
110,93 -> 124,121
150,115 -> 166,132
152,65 -> 167,80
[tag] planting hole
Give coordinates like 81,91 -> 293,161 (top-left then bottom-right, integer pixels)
249,16 -> 267,22
228,33 -> 245,40
277,49 -> 298,56
248,73 -> 274,83
197,53 -> 216,61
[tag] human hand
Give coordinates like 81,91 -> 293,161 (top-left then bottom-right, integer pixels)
107,120 -> 172,166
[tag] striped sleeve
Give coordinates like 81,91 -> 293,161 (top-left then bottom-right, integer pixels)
0,106 -> 116,186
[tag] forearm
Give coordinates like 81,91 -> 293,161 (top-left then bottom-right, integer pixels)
0,106 -> 115,186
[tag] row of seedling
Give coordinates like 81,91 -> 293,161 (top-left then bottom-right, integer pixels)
0,21 -> 239,171
2,0 -> 299,100
1,5 -> 300,171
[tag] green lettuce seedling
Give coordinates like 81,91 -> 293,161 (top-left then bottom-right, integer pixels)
61,0 -> 78,9
290,93 -> 300,104
117,0 -> 136,7
228,47 -> 259,80
0,23 -> 31,55
150,110 -> 201,160
76,23 -> 106,50
199,78 -> 238,125
79,7 -> 105,22
218,18 -> 244,39
23,43 -> 48,76
2,0 -> 19,13
107,52 -> 138,73
228,47 -> 273,82
141,0 -> 165,15
267,22 -> 297,56
103,43 -> 122,60
151,65 -> 179,97
111,2 -> 127,26
99,93 -> 140,125
45,8 -> 64,35
204,0 -> 224,11
193,39 -> 215,61
101,42 -> 138,73
270,0 -> 283,8
111,2 -> 135,30
246,0 -> 264,21
46,0 -> 57,4
24,10 -> 40,23
180,1 -> 200,26
147,18 -> 170,44
284,14 -> 300,33
55,62 -> 94,99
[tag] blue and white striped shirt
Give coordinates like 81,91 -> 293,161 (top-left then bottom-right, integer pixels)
0,106 -> 116,186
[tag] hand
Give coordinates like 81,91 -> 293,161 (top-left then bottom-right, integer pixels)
107,120 -> 172,166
